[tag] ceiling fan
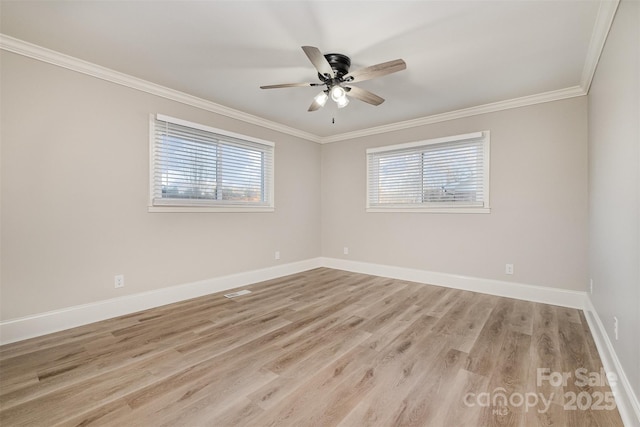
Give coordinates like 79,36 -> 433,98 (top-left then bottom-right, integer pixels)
260,46 -> 406,112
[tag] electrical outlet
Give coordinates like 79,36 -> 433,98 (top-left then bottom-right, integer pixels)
614,316 -> 619,340
505,264 -> 514,275
275,251 -> 280,260
114,274 -> 124,288
590,278 -> 593,294
343,247 -> 349,255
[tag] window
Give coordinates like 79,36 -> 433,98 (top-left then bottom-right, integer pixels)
150,114 -> 274,212
367,131 -> 490,213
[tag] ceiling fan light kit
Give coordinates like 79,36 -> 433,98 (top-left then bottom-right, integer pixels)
330,86 -> 349,108
313,91 -> 329,108
260,46 -> 406,112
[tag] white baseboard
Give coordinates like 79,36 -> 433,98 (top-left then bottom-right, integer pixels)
3,257 -> 636,425
583,297 -> 640,427
1,257 -> 587,346
320,257 -> 587,309
322,258 -> 639,426
0,258 -> 323,345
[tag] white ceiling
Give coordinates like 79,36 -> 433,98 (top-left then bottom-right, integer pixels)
0,0 -> 614,140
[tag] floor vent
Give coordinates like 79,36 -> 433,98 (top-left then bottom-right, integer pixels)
224,290 -> 252,299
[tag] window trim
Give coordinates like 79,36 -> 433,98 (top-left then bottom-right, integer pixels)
148,114 -> 275,213
366,131 -> 490,213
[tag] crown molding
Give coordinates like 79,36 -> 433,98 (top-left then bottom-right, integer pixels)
320,85 -> 587,143
322,0 -> 618,144
2,0 -> 617,147
580,0 -> 620,93
0,34 -> 322,144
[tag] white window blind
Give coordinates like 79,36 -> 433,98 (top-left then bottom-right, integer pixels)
151,114 -> 274,210
367,131 -> 490,212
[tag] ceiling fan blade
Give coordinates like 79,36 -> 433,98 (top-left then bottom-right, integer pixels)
343,59 -> 406,83
260,82 -> 321,89
302,46 -> 335,78
345,86 -> 385,106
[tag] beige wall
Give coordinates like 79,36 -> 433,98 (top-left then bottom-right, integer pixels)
588,0 -> 640,400
0,51 -> 321,320
321,97 -> 589,291
0,42 -> 591,321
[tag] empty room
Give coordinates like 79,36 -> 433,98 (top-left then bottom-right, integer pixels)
1,0 -> 638,426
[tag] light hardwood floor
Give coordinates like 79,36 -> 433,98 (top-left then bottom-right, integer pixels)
0,268 -> 624,426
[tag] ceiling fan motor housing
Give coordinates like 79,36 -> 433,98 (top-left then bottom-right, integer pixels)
319,53 -> 351,81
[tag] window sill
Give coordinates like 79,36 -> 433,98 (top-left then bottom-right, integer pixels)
148,206 -> 275,213
366,207 -> 491,214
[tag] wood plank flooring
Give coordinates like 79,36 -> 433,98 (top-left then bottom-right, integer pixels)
0,268 -> 624,426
